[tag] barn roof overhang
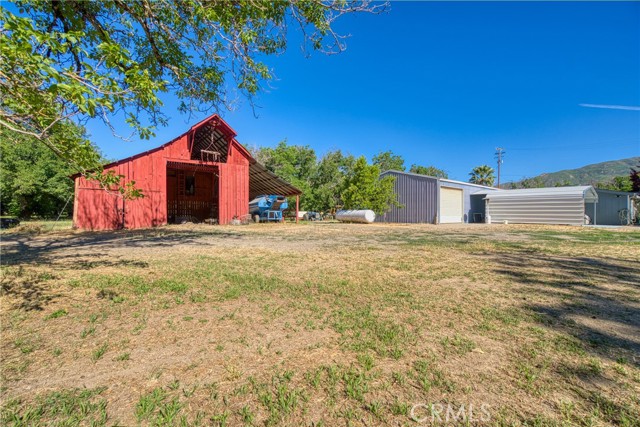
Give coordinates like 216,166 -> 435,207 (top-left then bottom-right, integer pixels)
249,161 -> 302,199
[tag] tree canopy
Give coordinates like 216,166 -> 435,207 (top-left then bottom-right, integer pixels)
0,127 -> 77,218
309,150 -> 355,211
252,141 -> 398,214
341,157 -> 398,214
409,164 -> 448,178
372,150 -> 405,172
253,140 -> 317,208
594,176 -> 632,192
0,1 -> 382,174
469,165 -> 495,187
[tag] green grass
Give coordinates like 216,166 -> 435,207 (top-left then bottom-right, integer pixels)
91,343 -> 109,362
13,337 -> 38,354
440,334 -> 476,355
44,309 -> 68,320
115,352 -> 130,362
136,388 -> 167,421
0,387 -> 107,426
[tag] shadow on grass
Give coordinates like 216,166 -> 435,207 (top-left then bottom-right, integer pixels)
0,227 -> 245,267
491,252 -> 640,363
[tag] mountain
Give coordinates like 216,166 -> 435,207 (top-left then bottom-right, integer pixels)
509,157 -> 639,188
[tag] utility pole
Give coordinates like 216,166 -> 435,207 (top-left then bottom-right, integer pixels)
495,147 -> 505,188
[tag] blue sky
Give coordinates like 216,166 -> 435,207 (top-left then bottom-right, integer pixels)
88,1 -> 639,182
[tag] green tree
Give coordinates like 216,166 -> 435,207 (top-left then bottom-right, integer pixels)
254,140 -> 317,208
553,180 -> 573,187
0,128 -> 76,218
308,150 -> 355,212
0,1 -> 382,174
409,164 -> 448,178
520,176 -> 545,189
596,176 -> 632,192
341,157 -> 398,214
372,151 -> 405,172
469,165 -> 495,187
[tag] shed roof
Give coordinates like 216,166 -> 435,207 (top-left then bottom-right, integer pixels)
381,170 -> 498,190
440,178 -> 498,190
381,170 -> 438,182
477,186 -> 598,202
249,162 -> 302,198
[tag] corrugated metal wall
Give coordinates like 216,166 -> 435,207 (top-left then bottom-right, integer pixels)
376,172 -> 438,223
486,195 -> 587,225
585,190 -> 632,225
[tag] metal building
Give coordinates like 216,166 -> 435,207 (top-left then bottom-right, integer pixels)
376,171 -> 498,224
586,189 -> 637,225
480,186 -> 599,226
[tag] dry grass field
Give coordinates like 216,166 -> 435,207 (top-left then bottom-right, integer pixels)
1,222 -> 639,426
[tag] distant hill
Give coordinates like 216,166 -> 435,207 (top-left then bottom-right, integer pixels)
509,157 -> 639,187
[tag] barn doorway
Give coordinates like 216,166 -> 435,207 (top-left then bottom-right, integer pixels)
166,163 -> 219,224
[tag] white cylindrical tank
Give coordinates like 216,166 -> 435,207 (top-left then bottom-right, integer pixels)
336,210 -> 376,224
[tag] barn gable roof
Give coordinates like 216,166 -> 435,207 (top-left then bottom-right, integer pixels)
95,114 -> 243,171
73,114 -> 302,197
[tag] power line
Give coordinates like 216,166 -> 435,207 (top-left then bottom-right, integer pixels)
495,147 -> 505,187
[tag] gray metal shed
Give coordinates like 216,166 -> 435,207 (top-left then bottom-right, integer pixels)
480,186 -> 599,226
376,171 -> 439,223
376,171 -> 498,224
586,189 -> 637,225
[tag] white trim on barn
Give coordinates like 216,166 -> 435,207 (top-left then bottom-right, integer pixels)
477,186 -> 599,226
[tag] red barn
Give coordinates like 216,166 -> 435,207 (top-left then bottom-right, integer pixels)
73,115 -> 301,230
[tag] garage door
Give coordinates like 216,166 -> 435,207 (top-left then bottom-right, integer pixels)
440,187 -> 463,223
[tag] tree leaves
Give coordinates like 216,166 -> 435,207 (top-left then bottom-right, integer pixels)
1,0 -> 386,212
469,165 -> 496,187
1,1 -> 383,193
341,157 -> 399,214
0,128 -> 75,218
252,142 -> 398,214
409,164 -> 448,178
372,151 -> 405,172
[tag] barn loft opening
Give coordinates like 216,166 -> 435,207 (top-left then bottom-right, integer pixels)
190,121 -> 231,163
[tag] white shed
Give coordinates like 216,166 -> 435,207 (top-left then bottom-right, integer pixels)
479,186 -> 599,226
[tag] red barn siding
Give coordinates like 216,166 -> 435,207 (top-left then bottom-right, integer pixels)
73,116 -> 252,230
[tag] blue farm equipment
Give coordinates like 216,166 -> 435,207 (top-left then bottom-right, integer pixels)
249,195 -> 288,223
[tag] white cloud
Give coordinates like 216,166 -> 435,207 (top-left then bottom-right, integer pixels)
579,103 -> 640,111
